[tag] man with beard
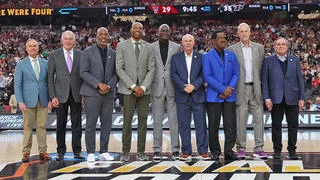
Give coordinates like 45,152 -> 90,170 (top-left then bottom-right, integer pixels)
80,27 -> 118,162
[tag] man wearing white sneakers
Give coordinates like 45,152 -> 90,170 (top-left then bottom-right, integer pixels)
80,27 -> 118,162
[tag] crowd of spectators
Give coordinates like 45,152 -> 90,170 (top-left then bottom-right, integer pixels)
0,19 -> 319,113
0,0 -> 317,8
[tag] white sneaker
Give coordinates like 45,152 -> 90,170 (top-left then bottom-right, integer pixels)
87,153 -> 95,162
99,152 -> 114,161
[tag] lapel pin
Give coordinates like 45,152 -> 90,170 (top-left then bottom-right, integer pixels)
290,59 -> 292,61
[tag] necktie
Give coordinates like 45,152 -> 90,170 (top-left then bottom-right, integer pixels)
32,59 -> 40,80
135,42 -> 140,62
66,51 -> 72,73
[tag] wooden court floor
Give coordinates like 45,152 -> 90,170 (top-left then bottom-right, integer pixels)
1,129 -> 319,164
1,129 -> 320,180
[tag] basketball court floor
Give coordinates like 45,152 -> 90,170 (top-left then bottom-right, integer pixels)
0,129 -> 320,179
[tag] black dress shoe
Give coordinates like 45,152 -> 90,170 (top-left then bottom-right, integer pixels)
74,153 -> 85,159
225,154 -> 237,161
273,151 -> 281,159
288,151 -> 299,160
56,153 -> 64,161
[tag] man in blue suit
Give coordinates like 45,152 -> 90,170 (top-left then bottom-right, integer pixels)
171,34 -> 209,161
202,30 -> 239,161
14,39 -> 51,162
262,37 -> 304,160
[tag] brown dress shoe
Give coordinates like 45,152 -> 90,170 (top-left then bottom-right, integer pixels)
22,153 -> 30,162
40,152 -> 51,161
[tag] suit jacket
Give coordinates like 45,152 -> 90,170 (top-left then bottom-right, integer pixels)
227,41 -> 265,105
14,57 -> 49,108
202,48 -> 239,103
116,39 -> 155,95
262,54 -> 304,105
170,51 -> 205,103
151,40 -> 181,97
48,48 -> 83,103
79,44 -> 118,99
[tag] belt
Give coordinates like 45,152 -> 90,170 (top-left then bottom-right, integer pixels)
244,82 -> 254,85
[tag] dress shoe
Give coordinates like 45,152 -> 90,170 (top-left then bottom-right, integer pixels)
172,152 -> 180,161
288,150 -> 299,160
225,153 -> 237,161
56,153 -> 64,161
74,153 -> 85,159
40,152 -> 51,161
22,153 -> 30,162
273,151 -> 281,159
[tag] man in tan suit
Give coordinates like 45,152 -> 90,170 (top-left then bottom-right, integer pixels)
116,22 -> 155,161
227,23 -> 267,159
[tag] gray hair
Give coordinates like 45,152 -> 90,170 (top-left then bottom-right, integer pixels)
237,22 -> 250,33
61,30 -> 75,40
159,24 -> 170,31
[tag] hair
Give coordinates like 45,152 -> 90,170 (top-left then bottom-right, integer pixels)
97,27 -> 109,34
131,22 -> 143,30
237,22 -> 250,33
182,34 -> 194,42
211,30 -> 224,39
61,30 -> 75,40
159,24 -> 170,31
25,38 -> 38,46
273,37 -> 289,46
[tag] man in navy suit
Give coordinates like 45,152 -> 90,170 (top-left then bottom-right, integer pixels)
202,30 -> 239,161
262,37 -> 304,160
171,34 -> 209,161
15,39 -> 51,162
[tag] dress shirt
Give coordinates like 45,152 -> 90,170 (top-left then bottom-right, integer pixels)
185,52 -> 193,84
241,42 -> 253,83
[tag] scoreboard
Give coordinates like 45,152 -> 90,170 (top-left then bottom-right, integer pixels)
0,4 -> 318,17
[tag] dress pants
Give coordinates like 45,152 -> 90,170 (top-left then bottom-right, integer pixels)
176,97 -> 208,155
84,95 -> 113,154
122,94 -> 150,154
207,102 -> 236,156
22,100 -> 48,154
152,88 -> 180,153
236,85 -> 264,152
271,99 -> 299,153
56,90 -> 82,155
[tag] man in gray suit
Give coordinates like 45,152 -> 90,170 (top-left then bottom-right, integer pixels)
116,22 -> 155,161
227,22 -> 267,159
151,24 -> 180,161
48,30 -> 84,161
80,27 -> 118,162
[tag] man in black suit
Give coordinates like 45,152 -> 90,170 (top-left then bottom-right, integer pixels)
48,30 -> 84,161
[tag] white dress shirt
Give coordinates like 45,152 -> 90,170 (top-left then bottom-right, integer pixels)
241,42 -> 253,83
185,52 -> 193,84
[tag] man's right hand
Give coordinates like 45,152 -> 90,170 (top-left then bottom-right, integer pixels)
51,97 -> 59,108
265,99 -> 273,111
223,86 -> 234,97
19,102 -> 27,112
133,85 -> 144,97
